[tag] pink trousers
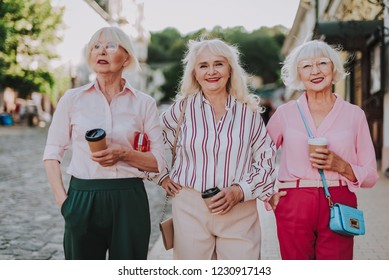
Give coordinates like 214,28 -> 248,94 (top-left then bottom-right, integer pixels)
275,186 -> 356,259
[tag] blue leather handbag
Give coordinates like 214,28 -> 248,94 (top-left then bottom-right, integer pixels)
330,203 -> 365,236
297,100 -> 365,236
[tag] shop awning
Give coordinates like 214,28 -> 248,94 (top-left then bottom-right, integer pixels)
315,20 -> 383,50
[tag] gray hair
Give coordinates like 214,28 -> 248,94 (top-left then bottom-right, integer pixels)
179,38 -> 261,112
281,40 -> 347,90
85,26 -> 140,72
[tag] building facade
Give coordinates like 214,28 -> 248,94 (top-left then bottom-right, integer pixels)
282,0 -> 389,173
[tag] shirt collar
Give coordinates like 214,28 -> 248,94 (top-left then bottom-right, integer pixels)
83,78 -> 138,97
200,91 -> 235,110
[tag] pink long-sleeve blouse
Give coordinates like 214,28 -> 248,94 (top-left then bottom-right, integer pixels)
267,93 -> 378,191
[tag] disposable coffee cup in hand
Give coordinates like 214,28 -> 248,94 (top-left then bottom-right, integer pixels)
308,137 -> 328,154
85,128 -> 107,153
201,187 -> 220,213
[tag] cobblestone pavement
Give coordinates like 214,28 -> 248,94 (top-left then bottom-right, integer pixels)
0,125 -> 170,260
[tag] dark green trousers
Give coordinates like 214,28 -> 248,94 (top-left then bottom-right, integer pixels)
61,177 -> 150,260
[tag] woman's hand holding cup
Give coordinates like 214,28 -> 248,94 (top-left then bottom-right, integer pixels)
308,137 -> 330,169
308,137 -> 328,154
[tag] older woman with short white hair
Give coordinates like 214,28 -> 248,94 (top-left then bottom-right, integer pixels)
43,27 -> 166,260
267,40 -> 378,259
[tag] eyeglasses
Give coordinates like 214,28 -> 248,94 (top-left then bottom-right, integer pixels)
298,57 -> 332,74
91,42 -> 119,54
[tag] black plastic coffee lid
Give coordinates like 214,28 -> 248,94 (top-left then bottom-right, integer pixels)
201,187 -> 220,198
85,128 -> 106,141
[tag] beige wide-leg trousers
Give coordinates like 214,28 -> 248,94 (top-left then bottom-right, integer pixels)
172,187 -> 261,260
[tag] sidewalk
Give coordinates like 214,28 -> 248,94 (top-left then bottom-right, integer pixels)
148,174 -> 389,260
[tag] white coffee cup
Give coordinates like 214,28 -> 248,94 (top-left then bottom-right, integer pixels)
308,137 -> 328,154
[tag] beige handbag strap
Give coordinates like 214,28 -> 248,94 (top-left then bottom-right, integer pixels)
171,97 -> 188,167
160,97 -> 188,222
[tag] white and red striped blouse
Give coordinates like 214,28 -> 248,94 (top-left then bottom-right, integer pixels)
159,93 -> 276,202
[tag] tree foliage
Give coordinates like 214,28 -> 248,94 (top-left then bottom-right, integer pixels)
147,25 -> 287,102
148,28 -> 182,63
0,0 -> 64,98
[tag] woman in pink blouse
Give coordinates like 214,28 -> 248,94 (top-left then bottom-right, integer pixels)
158,38 -> 277,259
267,40 -> 379,259
43,27 -> 166,260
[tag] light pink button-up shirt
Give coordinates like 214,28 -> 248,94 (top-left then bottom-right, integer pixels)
267,93 -> 379,191
43,79 -> 166,180
159,93 -> 276,202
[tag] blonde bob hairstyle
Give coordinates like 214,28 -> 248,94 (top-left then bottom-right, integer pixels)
85,26 -> 140,72
281,40 -> 347,90
178,38 -> 261,112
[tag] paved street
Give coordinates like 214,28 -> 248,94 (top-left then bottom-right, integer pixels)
1,125 -> 388,260
0,125 -> 170,259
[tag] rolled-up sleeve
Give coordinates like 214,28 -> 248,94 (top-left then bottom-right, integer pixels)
43,93 -> 71,162
151,100 -> 182,184
143,98 -> 168,180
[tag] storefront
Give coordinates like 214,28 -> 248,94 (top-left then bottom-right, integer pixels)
315,20 -> 385,160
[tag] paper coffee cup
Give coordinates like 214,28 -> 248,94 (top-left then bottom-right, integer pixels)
201,187 -> 221,213
308,137 -> 328,153
85,128 -> 107,152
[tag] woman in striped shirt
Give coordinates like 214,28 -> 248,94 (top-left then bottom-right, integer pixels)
158,38 -> 278,259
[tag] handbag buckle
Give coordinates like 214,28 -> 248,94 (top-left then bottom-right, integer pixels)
349,218 -> 360,229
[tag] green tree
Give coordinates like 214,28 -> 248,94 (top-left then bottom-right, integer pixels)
148,28 -> 187,102
147,26 -> 287,102
148,28 -> 182,63
0,0 -> 64,98
223,26 -> 286,84
94,0 -> 108,11
160,63 -> 183,102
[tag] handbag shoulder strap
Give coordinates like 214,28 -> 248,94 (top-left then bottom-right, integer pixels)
296,100 -> 313,138
296,100 -> 333,206
160,97 -> 188,223
171,97 -> 188,167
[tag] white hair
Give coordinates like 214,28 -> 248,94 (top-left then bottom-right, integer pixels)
281,40 -> 347,90
85,26 -> 140,72
178,38 -> 262,112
